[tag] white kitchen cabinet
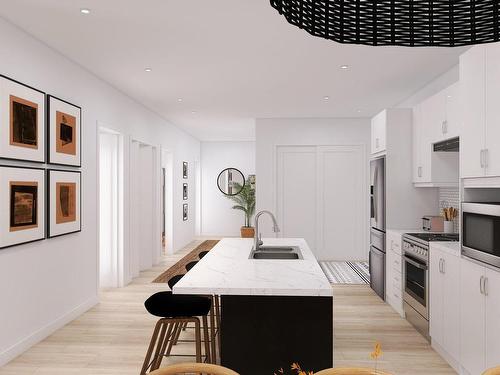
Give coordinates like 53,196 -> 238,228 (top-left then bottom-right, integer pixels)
371,110 -> 387,155
485,44 -> 500,178
485,267 -> 500,369
412,101 -> 459,186
421,90 -> 446,143
429,244 -> 460,369
385,230 -> 403,317
443,82 -> 461,139
460,44 -> 500,178
460,258 -> 500,375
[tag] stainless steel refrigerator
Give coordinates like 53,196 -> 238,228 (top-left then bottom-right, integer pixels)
370,157 -> 386,300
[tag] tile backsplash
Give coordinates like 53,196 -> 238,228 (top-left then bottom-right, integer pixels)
439,187 -> 460,233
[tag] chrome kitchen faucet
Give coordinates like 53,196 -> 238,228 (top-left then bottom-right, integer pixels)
254,210 -> 280,251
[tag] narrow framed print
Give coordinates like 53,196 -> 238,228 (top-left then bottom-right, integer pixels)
0,165 -> 45,249
47,95 -> 81,167
183,203 -> 188,221
0,75 -> 45,162
183,183 -> 188,200
183,161 -> 188,179
47,169 -> 81,238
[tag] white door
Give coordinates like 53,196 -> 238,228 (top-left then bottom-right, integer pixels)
442,251 -> 460,361
486,43 -> 500,177
276,145 -> 366,261
460,46 -> 486,178
460,258 -> 486,375
317,145 -> 365,260
486,267 -> 500,369
276,146 -> 317,251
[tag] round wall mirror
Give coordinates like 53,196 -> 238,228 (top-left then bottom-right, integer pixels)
217,168 -> 245,196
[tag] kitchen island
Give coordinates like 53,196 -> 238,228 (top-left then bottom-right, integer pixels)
173,238 -> 333,374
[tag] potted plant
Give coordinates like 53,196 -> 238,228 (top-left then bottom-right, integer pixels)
226,177 -> 256,238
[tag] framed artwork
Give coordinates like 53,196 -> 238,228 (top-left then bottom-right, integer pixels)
0,165 -> 45,249
47,169 -> 81,238
183,183 -> 188,200
47,95 -> 81,166
0,75 -> 45,163
183,161 -> 188,179
183,203 -> 188,221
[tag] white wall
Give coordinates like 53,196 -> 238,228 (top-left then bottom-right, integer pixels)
0,18 -> 200,366
200,141 -> 255,236
255,118 -> 371,242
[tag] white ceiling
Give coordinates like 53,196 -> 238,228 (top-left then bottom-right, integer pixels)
0,0 -> 466,141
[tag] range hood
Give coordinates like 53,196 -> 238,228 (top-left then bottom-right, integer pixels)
433,137 -> 459,152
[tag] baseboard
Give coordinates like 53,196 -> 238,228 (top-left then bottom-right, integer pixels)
0,295 -> 99,367
431,339 -> 460,374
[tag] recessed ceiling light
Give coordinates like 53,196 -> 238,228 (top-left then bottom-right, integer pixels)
177,98 -> 183,102
340,64 -> 349,70
144,67 -> 152,72
191,111 -> 197,114
357,109 -> 362,113
80,8 -> 91,14
323,96 -> 330,101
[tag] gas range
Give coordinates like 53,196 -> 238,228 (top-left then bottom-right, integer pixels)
403,232 -> 459,262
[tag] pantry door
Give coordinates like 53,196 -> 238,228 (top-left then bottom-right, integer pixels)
276,145 -> 366,261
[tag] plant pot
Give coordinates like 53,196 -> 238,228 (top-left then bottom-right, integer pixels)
240,226 -> 255,238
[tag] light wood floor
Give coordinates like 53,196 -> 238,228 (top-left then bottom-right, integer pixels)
0,239 -> 455,375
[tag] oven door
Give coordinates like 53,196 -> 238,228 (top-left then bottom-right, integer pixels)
462,203 -> 500,268
403,254 -> 428,319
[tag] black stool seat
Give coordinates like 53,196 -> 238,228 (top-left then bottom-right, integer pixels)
167,274 -> 184,290
145,291 -> 211,318
198,251 -> 209,259
185,261 -> 198,271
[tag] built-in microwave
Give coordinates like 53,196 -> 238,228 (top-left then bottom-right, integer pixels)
462,202 -> 500,268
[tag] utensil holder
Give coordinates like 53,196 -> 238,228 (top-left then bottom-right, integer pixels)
444,220 -> 454,234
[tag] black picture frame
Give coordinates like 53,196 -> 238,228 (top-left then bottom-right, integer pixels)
46,95 -> 82,167
183,161 -> 188,179
0,74 -> 46,164
183,183 -> 188,200
46,169 -> 82,239
0,164 -> 46,250
183,203 -> 188,221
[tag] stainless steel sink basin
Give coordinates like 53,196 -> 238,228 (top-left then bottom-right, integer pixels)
249,246 -> 303,259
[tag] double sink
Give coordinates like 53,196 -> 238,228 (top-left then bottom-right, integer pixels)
249,246 -> 303,260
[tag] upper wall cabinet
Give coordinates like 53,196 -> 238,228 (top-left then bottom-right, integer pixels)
371,111 -> 387,155
460,44 -> 500,178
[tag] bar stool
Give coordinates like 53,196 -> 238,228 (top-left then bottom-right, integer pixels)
140,291 -> 212,374
198,250 -> 209,259
167,273 -> 218,364
150,363 -> 239,375
185,261 -> 198,271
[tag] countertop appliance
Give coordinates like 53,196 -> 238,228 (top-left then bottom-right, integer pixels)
370,157 -> 386,300
402,232 -> 459,341
462,202 -> 500,268
422,215 -> 444,232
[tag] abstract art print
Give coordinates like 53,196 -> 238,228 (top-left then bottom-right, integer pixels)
183,161 -> 188,179
0,166 -> 45,249
0,76 -> 45,162
48,169 -> 81,238
47,95 -> 81,166
183,203 -> 188,221
183,183 -> 188,200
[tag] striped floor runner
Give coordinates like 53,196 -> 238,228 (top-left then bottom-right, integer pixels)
319,261 -> 370,284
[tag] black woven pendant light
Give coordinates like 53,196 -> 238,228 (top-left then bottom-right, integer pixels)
269,1 -> 500,47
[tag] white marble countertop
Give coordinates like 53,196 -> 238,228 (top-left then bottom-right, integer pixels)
173,238 -> 333,297
430,241 -> 461,257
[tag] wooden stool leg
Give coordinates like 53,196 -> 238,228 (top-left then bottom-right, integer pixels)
172,321 -> 183,345
151,320 -> 172,371
140,319 -> 164,375
194,318 -> 202,363
209,299 -> 217,364
165,322 -> 180,356
202,315 -> 211,364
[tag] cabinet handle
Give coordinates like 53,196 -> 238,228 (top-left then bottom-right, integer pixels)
484,277 -> 489,296
442,120 -> 448,134
480,276 -> 485,295
439,259 -> 442,273
442,259 -> 445,274
376,138 -> 380,148
480,150 -> 485,168
484,149 -> 489,168
418,166 -> 422,178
